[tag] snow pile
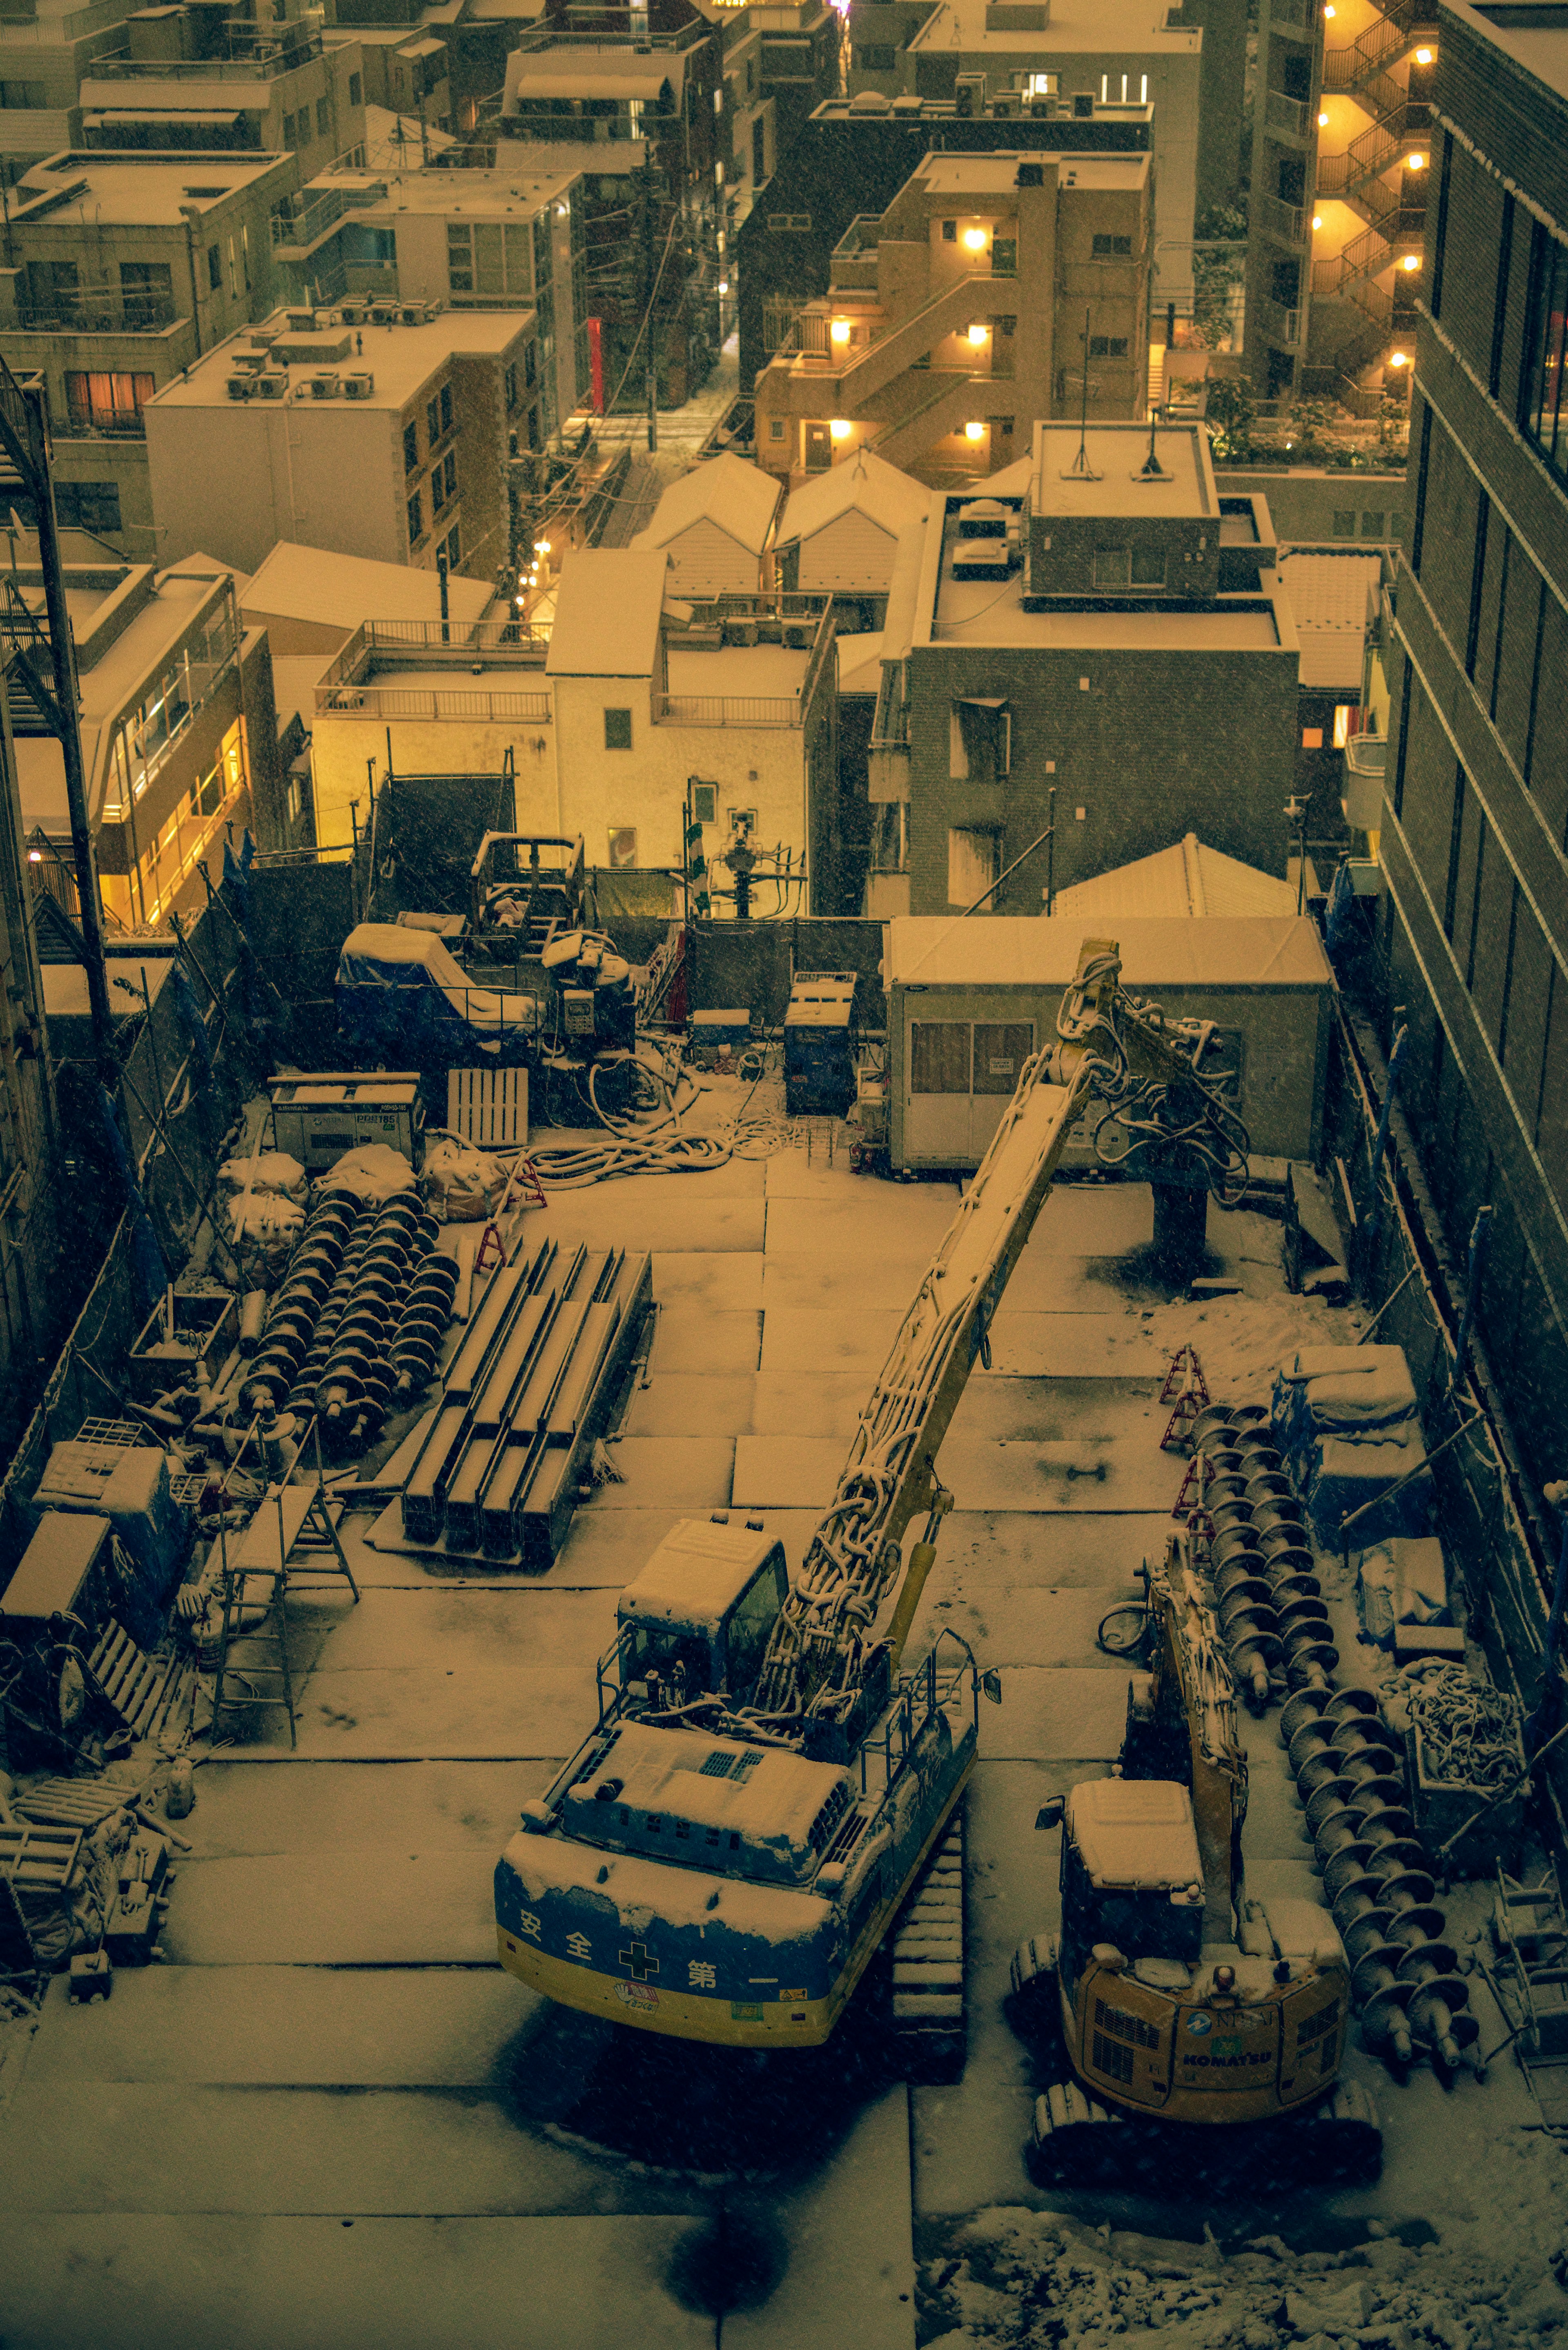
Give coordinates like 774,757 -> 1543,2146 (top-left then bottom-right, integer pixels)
920,2140 -> 1568,2349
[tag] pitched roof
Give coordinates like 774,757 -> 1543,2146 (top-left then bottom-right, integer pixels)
1045,835 -> 1298,922
888,912 -> 1333,989
546,548 -> 666,676
777,448 -> 931,547
629,453 -> 782,559
243,541 -> 491,633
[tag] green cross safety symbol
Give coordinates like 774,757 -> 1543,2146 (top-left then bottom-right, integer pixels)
619,1940 -> 659,1981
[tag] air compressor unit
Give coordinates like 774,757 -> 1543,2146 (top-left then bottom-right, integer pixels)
783,971 -> 857,1117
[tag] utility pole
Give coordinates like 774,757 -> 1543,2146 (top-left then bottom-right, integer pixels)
641,149 -> 658,453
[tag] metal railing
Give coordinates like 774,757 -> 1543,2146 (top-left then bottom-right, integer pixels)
10,299 -> 180,335
1264,88 -> 1312,138
271,184 -> 386,252
1255,297 -> 1301,347
1256,194 -> 1307,245
89,30 -> 323,79
319,685 -> 553,722
654,692 -> 798,727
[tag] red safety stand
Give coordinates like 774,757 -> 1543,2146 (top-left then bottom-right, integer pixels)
1160,1345 -> 1209,1406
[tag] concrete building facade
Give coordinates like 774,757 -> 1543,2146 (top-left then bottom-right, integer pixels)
0,147 -> 298,553
75,0 -> 366,170
753,148 -> 1151,490
144,301 -> 536,580
1370,0 -> 1568,1491
867,420 -> 1301,915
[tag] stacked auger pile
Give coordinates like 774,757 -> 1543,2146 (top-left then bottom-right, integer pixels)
305,1193 -> 441,1453
1188,1403 -> 1337,1712
390,1250 -> 461,1403
1282,1681 -> 1477,2076
241,1190 -> 364,1419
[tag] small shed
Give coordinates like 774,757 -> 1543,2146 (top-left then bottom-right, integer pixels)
776,449 -> 932,609
885,914 -> 1333,1171
628,453 -> 782,599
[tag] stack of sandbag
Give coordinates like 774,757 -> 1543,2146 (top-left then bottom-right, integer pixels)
318,1144 -> 419,1206
1271,1344 -> 1429,1548
421,1132 -> 507,1224
218,1151 -> 308,1289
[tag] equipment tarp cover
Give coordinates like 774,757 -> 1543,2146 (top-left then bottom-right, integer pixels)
336,923 -> 539,1065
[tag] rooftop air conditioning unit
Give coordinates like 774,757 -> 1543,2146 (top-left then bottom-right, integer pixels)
225,374 -> 255,399
343,370 -> 375,398
370,301 -> 398,325
339,301 -> 368,325
992,94 -> 1018,116
310,370 -> 341,398
254,372 -> 287,399
399,301 -> 425,326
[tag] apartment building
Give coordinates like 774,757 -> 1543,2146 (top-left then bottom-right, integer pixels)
74,0 -> 366,169
1245,0 -> 1434,408
866,420 -> 1300,914
753,148 -> 1151,488
327,23 -> 451,138
271,163 -> 584,443
0,147 -> 298,551
844,0 -> 1208,309
4,546 -> 280,923
731,93 -> 1152,395
144,300 -> 536,579
1369,0 -> 1568,1489
0,0 -> 141,174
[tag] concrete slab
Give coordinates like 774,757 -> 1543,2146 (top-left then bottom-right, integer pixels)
732,1436 -> 842,1508
933,1511 -> 1172,1587
237,1661 -> 598,1758
765,1193 -> 961,1257
163,1851 -> 501,1964
766,1157 -> 960,1205
652,1253 -> 763,1310
727,2087 -> 915,2350
579,1436 -> 735,1510
761,1254 -> 947,1314
0,2085 -> 643,2214
0,2216 -> 714,2350
650,1307 -> 762,1373
305,1587 -> 617,1674
622,1371 -> 757,1438
537,1196 -> 765,1254
183,1760 -> 545,1857
947,1373 -> 1163,1440
1027,1184 -> 1155,1254
758,1309 -> 901,1373
749,1370 -> 869,1437
977,1667 -> 1129,1762
936,1439 -> 1185,1514
907,1581 -> 1146,1671
24,1967 -> 538,2088
976,1310 -> 1168,1377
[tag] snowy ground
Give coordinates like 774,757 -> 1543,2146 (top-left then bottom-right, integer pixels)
3,1097 -> 1565,2348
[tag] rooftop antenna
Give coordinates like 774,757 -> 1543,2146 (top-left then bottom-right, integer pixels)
1059,307 -> 1100,479
1133,403 -> 1170,481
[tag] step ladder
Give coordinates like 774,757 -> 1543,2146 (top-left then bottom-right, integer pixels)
211,1478 -> 357,1749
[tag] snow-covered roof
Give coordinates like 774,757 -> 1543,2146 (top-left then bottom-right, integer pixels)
1068,1777 -> 1203,1891
777,449 -> 931,549
546,548 -> 666,676
887,914 -> 1334,990
836,630 -> 886,696
1045,835 -> 1297,922
1279,551 -> 1381,693
244,541 -> 491,633
619,1518 -> 777,1633
629,454 -> 781,560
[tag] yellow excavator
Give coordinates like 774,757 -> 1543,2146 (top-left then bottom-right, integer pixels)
494,940 -> 1259,2076
1010,1536 -> 1381,2178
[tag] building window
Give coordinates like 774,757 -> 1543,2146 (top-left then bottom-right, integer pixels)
440,522 -> 461,568
316,96 -> 331,140
280,111 -> 294,147
407,489 -> 423,544
432,464 -> 446,515
991,238 -> 1017,276
504,362 -> 519,411
604,708 -> 633,750
348,70 -> 362,107
440,383 -> 453,435
767,212 -> 811,231
942,220 -> 958,242
1332,509 -> 1356,538
949,698 -> 1010,781
1360,510 -> 1386,538
1092,546 -> 1131,589
770,418 -> 785,440
443,451 -> 457,503
947,827 -> 1000,908
855,43 -> 896,69
64,370 -> 155,436
1302,727 -> 1324,749
608,826 -> 637,866
119,261 -> 172,328
1089,336 -> 1129,359
0,80 -> 50,107
207,243 -> 222,292
524,342 -> 537,388
403,419 -> 419,472
55,482 -> 121,532
693,783 -> 717,823
426,395 -> 440,444
1092,234 -> 1133,257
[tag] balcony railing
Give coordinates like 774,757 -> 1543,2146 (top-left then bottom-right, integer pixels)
320,685 -> 552,722
655,693 -> 798,727
272,184 -> 387,253
1264,88 -> 1312,139
89,31 -> 323,80
1256,297 -> 1301,347
9,298 -> 180,335
1256,194 -> 1307,245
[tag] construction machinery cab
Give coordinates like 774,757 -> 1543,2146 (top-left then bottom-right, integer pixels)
1051,1779 -> 1207,1994
615,1517 -> 788,1706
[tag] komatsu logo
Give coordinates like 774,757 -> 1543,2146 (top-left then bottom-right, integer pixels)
1182,2050 -> 1271,2069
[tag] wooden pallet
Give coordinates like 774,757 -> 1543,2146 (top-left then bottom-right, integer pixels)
13,1778 -> 136,1830
0,1821 -> 82,1891
88,1619 -> 175,1739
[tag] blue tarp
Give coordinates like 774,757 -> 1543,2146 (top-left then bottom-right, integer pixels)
336,922 -> 540,1068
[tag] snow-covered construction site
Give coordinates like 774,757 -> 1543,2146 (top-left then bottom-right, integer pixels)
1,866 -> 1565,2350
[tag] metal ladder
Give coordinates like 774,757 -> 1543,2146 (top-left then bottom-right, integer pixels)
211,1477 -> 358,1749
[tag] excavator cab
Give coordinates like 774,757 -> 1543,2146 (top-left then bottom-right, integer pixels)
1051,1780 -> 1207,2000
614,1516 -> 788,1708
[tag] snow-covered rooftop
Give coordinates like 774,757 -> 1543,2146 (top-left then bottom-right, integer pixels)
1030,420 -> 1216,521
630,454 -> 782,560
546,548 -> 667,676
1279,550 -> 1382,694
1044,836 -> 1298,922
887,914 -> 1334,990
777,448 -> 932,550
244,542 -> 492,634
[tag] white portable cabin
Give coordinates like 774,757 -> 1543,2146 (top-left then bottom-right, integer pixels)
628,453 -> 782,599
885,914 -> 1334,1172
775,449 -> 933,619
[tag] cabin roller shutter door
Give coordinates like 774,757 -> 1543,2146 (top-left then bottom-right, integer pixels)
907,1020 -> 971,1162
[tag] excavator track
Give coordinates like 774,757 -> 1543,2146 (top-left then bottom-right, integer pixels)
1028,2076 -> 1381,2189
886,1804 -> 966,2083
